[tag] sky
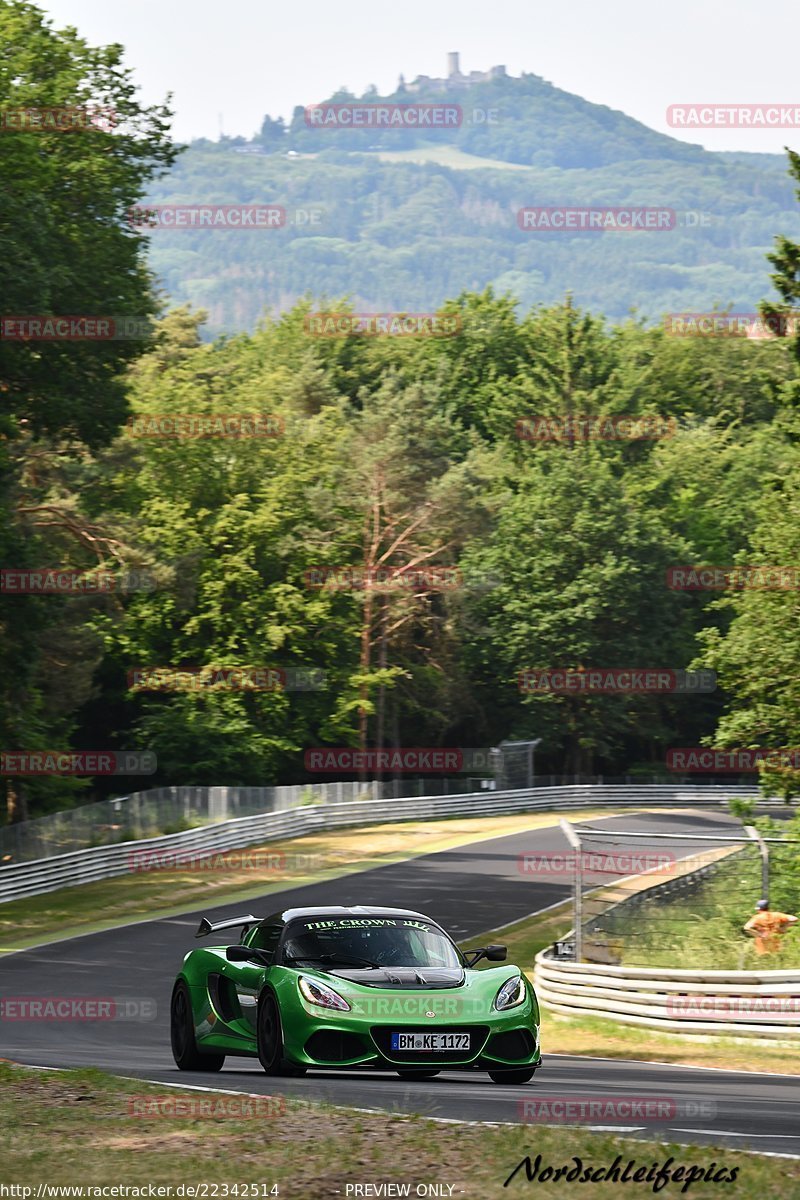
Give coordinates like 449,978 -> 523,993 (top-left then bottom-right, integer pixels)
35,0 -> 800,155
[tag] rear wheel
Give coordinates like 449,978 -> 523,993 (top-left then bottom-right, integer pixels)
257,991 -> 306,1077
488,1068 -> 536,1085
395,1070 -> 441,1081
171,980 -> 224,1072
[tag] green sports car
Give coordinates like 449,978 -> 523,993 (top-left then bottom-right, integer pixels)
171,905 -> 542,1084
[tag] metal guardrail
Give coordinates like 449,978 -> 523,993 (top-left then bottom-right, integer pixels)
534,951 -> 800,1039
0,777 -> 488,864
1,774 -> 767,865
0,783 -> 759,904
534,838 -> 798,1040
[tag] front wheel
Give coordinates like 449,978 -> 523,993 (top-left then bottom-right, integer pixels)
257,991 -> 306,1077
488,1068 -> 536,1085
171,980 -> 225,1072
396,1070 -> 441,1080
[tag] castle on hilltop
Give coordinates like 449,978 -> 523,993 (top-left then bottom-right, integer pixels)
402,53 -> 507,95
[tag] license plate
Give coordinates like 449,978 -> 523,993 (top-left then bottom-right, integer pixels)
390,1032 -> 470,1052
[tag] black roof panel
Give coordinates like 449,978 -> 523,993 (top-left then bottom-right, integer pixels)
262,904 -> 434,926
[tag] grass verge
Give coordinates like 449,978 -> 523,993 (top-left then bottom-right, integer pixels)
469,908 -> 800,1075
2,1061 -> 794,1198
0,808 -> 617,953
598,852 -> 800,970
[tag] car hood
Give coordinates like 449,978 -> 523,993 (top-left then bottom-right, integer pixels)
322,966 -> 465,989
283,963 -> 532,1021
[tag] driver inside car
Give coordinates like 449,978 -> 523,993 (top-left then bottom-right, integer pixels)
284,925 -> 421,966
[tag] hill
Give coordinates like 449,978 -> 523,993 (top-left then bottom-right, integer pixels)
138,68 -> 799,334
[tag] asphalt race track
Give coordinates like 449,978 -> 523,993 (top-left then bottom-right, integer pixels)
2,808 -> 799,1156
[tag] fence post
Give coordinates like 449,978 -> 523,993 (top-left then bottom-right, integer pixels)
559,818 -> 583,963
745,824 -> 769,904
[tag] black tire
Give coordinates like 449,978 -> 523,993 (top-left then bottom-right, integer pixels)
171,980 -> 225,1072
395,1070 -> 441,1081
257,991 -> 306,1077
488,1068 -> 536,1085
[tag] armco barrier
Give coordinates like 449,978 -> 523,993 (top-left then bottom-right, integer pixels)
0,783 -> 759,904
0,778 -> 484,864
534,952 -> 800,1039
534,838 -> 798,1040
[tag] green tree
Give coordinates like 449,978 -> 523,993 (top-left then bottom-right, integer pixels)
0,0 -> 177,819
761,148 -> 800,377
694,148 -> 800,797
699,460 -> 800,759
0,0 -> 178,441
459,448 -> 691,775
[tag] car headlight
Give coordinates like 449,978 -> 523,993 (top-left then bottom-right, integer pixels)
298,975 -> 351,1012
494,974 -> 526,1011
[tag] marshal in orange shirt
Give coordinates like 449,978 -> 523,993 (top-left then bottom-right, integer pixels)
743,910 -> 798,954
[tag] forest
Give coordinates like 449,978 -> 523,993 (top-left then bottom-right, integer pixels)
3,1 -> 800,819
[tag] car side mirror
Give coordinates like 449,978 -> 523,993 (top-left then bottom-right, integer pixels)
463,944 -> 508,967
226,945 -> 272,966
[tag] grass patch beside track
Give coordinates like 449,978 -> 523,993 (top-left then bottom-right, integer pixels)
602,851 -> 800,970
542,1011 -> 800,1075
0,808 -> 617,954
469,909 -> 800,1076
1,1061 -> 793,1197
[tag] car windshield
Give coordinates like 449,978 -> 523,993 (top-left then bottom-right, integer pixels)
281,916 -> 461,969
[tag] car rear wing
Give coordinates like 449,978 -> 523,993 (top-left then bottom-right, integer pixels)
195,914 -> 263,939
